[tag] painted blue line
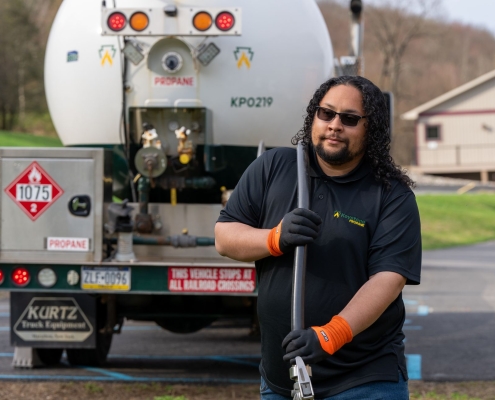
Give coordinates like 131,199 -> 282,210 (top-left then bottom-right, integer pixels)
109,354 -> 259,367
82,367 -> 133,380
0,374 -> 259,384
403,299 -> 418,305
403,326 -> 422,330
0,313 -> 9,317
0,327 -> 9,331
417,305 -> 429,316
109,354 -> 261,360
0,353 -> 13,357
404,319 -> 412,324
406,354 -> 422,380
205,356 -> 258,368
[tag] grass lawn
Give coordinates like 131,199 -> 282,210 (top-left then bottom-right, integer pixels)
1,381 -> 494,400
417,193 -> 495,250
0,130 -> 62,147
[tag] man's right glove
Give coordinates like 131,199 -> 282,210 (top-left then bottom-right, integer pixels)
267,208 -> 322,256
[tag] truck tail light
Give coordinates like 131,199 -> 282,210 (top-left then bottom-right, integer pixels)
38,268 -> 57,288
130,12 -> 149,31
193,11 -> 212,31
215,11 -> 235,31
0,270 -> 4,285
108,12 -> 127,32
12,267 -> 30,287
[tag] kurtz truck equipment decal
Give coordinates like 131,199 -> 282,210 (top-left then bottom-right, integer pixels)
13,297 -> 93,342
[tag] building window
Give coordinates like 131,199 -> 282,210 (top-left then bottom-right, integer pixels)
425,125 -> 441,141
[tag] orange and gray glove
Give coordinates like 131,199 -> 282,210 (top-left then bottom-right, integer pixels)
282,316 -> 353,364
266,208 -> 322,256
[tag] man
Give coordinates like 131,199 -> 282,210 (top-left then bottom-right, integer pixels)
215,75 -> 421,399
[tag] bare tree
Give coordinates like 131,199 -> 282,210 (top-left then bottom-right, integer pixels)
367,0 -> 442,101
0,0 -> 46,131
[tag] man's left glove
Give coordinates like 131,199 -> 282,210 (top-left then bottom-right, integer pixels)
282,315 -> 354,365
282,328 -> 328,365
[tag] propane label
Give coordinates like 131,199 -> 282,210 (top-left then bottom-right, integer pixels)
153,75 -> 196,87
13,297 -> 93,342
4,161 -> 64,221
47,237 -> 89,252
168,267 -> 256,293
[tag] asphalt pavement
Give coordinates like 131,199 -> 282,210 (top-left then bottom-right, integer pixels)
0,241 -> 493,383
403,240 -> 495,381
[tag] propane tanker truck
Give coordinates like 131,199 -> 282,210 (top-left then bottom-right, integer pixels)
0,0 -> 364,367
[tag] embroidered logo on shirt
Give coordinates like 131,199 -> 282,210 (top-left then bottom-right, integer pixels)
333,210 -> 366,228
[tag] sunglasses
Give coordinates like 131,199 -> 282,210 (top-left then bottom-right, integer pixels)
315,106 -> 367,127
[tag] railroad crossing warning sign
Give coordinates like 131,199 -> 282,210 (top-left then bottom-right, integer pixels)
4,161 -> 64,221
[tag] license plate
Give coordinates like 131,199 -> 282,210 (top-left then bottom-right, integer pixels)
81,267 -> 131,291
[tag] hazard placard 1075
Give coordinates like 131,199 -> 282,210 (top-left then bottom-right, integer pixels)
16,184 -> 52,201
4,161 -> 63,221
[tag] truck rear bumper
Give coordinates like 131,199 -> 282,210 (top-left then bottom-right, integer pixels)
0,260 -> 257,295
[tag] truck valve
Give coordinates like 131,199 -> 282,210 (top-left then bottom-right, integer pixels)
106,200 -> 136,261
175,126 -> 194,164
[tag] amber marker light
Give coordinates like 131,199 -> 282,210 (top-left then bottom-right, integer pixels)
193,11 -> 213,31
215,11 -> 235,31
107,12 -> 127,32
130,12 -> 149,31
12,267 -> 30,287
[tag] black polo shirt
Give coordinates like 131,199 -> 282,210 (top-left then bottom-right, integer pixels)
217,146 -> 421,397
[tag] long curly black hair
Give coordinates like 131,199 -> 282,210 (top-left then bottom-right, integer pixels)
292,75 -> 414,189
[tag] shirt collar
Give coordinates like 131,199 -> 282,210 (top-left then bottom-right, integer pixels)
308,143 -> 372,183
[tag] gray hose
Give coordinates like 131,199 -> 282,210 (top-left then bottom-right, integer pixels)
292,142 -> 310,331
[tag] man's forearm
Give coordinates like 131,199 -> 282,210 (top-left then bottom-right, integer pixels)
215,222 -> 271,262
338,271 -> 407,336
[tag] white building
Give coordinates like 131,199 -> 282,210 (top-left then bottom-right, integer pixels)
402,70 -> 495,182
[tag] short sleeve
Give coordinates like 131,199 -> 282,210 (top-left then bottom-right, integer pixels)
368,191 -> 421,285
216,152 -> 268,228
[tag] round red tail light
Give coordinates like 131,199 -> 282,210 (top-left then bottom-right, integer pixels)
0,270 -> 4,285
108,12 -> 127,32
215,12 -> 235,31
12,267 -> 30,287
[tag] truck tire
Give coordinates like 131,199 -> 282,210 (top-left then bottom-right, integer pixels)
36,348 -> 63,366
66,332 -> 112,366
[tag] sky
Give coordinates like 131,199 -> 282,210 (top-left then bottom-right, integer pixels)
361,0 -> 495,34
442,0 -> 495,34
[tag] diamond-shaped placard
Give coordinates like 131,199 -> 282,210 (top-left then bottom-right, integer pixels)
4,161 -> 64,221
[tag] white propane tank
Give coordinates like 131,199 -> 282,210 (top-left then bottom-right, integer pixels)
45,0 -> 333,148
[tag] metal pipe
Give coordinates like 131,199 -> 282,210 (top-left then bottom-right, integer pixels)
291,142 -> 310,331
257,140 -> 266,158
109,235 -> 215,247
349,0 -> 364,75
137,176 -> 150,215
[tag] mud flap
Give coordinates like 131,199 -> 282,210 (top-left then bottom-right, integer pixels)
10,292 -> 97,349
